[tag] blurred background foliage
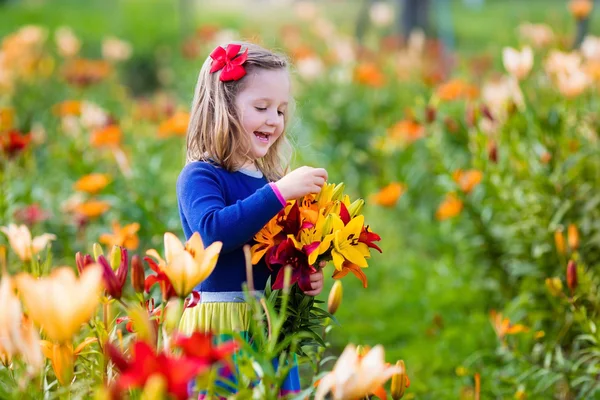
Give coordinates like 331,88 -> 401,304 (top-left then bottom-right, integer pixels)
1,0 -> 600,398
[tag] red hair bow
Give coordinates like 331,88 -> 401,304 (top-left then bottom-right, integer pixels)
209,44 -> 249,82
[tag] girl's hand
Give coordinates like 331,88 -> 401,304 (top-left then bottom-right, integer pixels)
274,166 -> 328,201
303,269 -> 324,296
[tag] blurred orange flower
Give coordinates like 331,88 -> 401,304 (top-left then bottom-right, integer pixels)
52,100 -> 81,116
158,111 -> 189,138
388,119 -> 425,145
370,182 -> 405,207
99,221 -> 140,250
0,108 -> 14,132
436,193 -> 463,221
354,62 -> 385,87
584,61 -> 600,82
568,0 -> 593,19
74,200 -> 110,219
435,79 -> 479,101
73,173 -> 111,194
62,58 -> 111,87
518,23 -> 554,48
489,310 -> 529,341
91,125 -> 122,147
452,170 -> 483,194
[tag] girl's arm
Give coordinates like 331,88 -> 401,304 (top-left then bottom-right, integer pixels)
177,163 -> 284,253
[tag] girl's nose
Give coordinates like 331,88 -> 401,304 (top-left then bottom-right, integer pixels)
265,111 -> 279,126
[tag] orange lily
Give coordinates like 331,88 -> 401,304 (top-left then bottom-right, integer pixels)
73,200 -> 111,219
489,310 -> 529,341
251,218 -> 283,264
435,193 -> 463,221
315,344 -> 402,400
452,170 -> 483,194
354,62 -> 385,87
73,173 -> 111,194
99,221 -> 140,250
370,182 -> 405,207
91,124 -> 122,147
333,261 -> 368,288
40,337 -> 97,385
17,265 -> 103,342
158,111 -> 190,138
0,275 -> 43,371
146,232 -> 222,298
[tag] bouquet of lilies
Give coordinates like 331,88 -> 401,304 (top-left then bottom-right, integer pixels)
251,183 -> 382,291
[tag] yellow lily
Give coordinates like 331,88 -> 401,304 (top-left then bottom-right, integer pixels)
0,223 -> 56,262
17,265 -> 103,343
40,337 -> 97,385
146,232 -> 222,298
292,214 -> 331,265
320,215 -> 369,271
315,344 -> 402,400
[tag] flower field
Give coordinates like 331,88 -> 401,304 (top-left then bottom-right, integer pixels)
1,0 -> 600,398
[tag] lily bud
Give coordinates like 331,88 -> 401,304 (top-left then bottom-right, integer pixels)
425,106 -> 436,123
554,228 -> 566,255
569,0 -> 593,20
131,254 -> 145,294
391,360 -> 408,400
465,103 -> 477,128
488,140 -> 498,164
332,183 -> 345,201
327,280 -> 343,315
321,214 -> 335,237
356,345 -> 368,357
164,297 -> 184,333
545,277 -> 563,297
480,104 -> 494,121
568,224 -> 579,251
348,199 -> 365,218
75,252 -> 94,275
566,260 -> 578,294
140,374 -> 167,400
93,243 -> 104,261
110,245 -> 121,271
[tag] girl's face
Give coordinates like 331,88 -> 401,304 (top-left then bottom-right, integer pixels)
234,68 -> 290,162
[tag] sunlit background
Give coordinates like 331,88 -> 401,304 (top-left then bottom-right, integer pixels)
2,0 -> 600,398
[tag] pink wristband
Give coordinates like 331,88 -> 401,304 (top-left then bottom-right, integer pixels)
269,183 -> 286,207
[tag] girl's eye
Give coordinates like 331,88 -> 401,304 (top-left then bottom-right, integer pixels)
278,111 -> 285,117
255,107 -> 267,112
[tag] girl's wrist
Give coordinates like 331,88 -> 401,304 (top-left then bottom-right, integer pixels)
269,182 -> 286,206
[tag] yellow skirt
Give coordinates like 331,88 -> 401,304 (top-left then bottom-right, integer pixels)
179,301 -> 250,335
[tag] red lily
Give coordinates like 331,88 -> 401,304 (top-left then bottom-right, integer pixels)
339,202 -> 351,225
174,331 -> 238,365
269,238 -> 316,291
144,256 -> 176,301
13,203 -> 50,225
279,202 -> 301,236
75,252 -> 95,275
106,341 -> 206,400
359,225 -> 382,253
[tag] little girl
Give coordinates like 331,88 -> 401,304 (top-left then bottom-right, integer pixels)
177,42 -> 328,398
